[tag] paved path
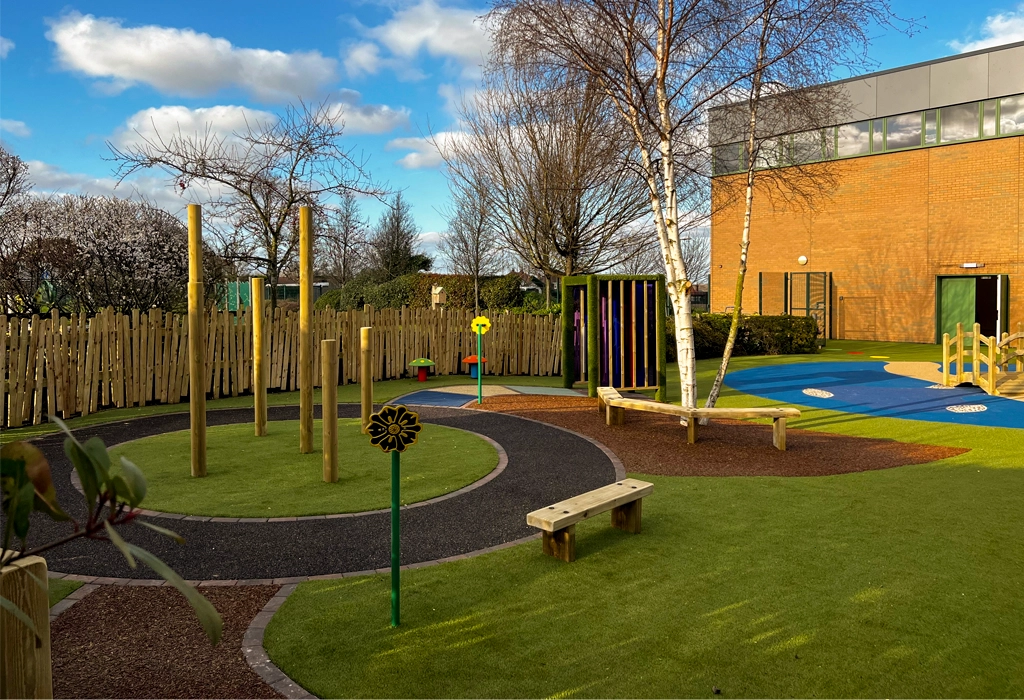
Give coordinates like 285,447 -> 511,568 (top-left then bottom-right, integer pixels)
32,405 -> 617,581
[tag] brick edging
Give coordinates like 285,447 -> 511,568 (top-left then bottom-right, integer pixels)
70,427 -> 509,524
48,579 -> 99,622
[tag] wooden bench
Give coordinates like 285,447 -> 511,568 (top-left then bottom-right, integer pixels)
526,478 -> 653,562
597,386 -> 800,450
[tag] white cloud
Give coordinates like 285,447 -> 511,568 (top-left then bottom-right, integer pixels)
26,160 -> 203,213
330,90 -> 410,134
113,96 -> 407,151
951,4 -> 1024,52
0,36 -> 13,59
344,0 -> 489,79
113,105 -> 278,149
386,130 -> 467,169
45,12 -> 337,101
0,119 -> 31,138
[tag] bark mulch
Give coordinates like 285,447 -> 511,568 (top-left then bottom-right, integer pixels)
51,585 -> 280,699
474,394 -> 968,477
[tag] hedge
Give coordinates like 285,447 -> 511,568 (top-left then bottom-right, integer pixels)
667,313 -> 819,360
314,272 -> 525,312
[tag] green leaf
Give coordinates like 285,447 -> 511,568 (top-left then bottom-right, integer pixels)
65,440 -> 99,507
0,595 -> 39,640
103,521 -> 136,568
117,457 -> 147,507
138,520 -> 185,544
83,437 -> 111,482
12,482 -> 34,540
127,544 -> 223,646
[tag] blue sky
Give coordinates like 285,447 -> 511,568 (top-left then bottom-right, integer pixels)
2,0 -> 1023,253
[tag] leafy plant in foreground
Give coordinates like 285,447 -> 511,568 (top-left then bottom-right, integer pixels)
0,417 -> 222,644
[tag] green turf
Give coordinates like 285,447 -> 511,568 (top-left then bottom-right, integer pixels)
263,344 -> 1024,698
48,578 -> 83,607
1,374 -> 564,442
107,419 -> 498,518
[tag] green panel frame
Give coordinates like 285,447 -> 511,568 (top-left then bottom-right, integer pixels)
561,274 -> 667,401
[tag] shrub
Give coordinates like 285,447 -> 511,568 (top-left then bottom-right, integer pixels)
668,313 -> 818,360
364,274 -> 416,309
481,273 -> 524,311
314,289 -> 345,311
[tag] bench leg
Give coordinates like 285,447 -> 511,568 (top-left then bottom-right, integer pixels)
597,395 -> 606,414
607,405 -> 625,426
611,499 -> 642,534
773,417 -> 786,451
686,417 -> 697,444
542,525 -> 576,562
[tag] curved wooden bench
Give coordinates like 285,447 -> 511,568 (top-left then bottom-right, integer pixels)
526,478 -> 653,562
597,386 -> 800,450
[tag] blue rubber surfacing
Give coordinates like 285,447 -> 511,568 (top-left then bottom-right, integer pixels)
724,361 -> 1024,429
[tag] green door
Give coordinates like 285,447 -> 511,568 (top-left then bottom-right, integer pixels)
940,277 -> 975,338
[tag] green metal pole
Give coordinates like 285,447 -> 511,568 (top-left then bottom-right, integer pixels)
477,328 -> 483,404
391,450 -> 400,627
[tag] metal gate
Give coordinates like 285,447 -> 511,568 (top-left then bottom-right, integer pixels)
759,271 -> 832,342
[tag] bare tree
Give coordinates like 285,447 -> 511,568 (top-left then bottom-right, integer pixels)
441,62 -> 650,289
491,0 -> 905,408
490,0 -> 748,407
0,147 -> 31,214
701,0 -> 911,412
319,191 -> 368,286
108,100 -> 386,306
438,183 -> 506,313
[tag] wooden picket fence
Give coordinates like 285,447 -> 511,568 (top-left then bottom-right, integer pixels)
1,305 -> 562,429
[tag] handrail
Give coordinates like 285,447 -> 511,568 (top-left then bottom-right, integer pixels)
941,321 -> 1022,396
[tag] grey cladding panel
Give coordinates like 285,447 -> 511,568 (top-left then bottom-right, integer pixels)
989,45 -> 1024,97
876,66 -> 930,115
838,78 -> 876,120
930,54 -> 989,106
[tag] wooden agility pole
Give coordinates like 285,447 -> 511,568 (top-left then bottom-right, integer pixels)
322,338 -> 339,483
187,204 -> 207,477
361,326 -> 372,434
299,206 -> 314,454
251,276 -> 267,437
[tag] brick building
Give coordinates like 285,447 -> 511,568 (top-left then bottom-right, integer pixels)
709,41 -> 1024,343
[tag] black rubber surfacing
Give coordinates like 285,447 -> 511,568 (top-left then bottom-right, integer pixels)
22,405 -> 615,580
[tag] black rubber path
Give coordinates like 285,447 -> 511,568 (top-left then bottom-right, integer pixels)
22,405 -> 615,580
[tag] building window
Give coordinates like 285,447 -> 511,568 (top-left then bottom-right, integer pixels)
792,130 -> 828,164
925,110 -> 937,144
871,120 -> 883,153
837,122 -> 870,157
754,137 -> 786,169
713,142 -> 744,174
886,112 -> 923,150
1001,95 -> 1024,135
940,102 -> 980,142
983,100 -> 998,137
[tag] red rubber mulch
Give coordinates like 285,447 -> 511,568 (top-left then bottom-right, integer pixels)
473,394 -> 967,477
51,585 -> 280,699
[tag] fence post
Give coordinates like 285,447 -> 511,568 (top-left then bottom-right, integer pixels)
955,322 -> 964,384
299,206 -> 314,454
251,277 -> 267,437
361,327 -> 372,434
972,322 -> 981,382
1,555 -> 52,699
322,338 -> 339,483
187,204 -> 207,478
942,333 -> 950,386
988,336 -> 997,395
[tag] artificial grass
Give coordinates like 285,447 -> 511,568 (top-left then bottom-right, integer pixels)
48,578 -> 83,607
107,419 -> 498,518
264,346 -> 1024,698
2,374 -> 565,442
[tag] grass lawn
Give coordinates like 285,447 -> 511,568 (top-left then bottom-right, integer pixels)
263,342 -> 1024,698
108,419 -> 498,518
48,578 -> 83,607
